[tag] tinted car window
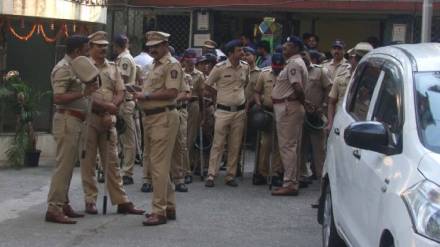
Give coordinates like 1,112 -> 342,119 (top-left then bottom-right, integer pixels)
415,71 -> 440,153
347,62 -> 381,121
372,63 -> 403,134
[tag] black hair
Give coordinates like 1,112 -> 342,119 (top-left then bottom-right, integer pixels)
257,40 -> 270,52
66,35 -> 89,54
113,34 -> 128,48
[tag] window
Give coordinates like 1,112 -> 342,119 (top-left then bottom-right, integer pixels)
372,63 -> 403,134
346,60 -> 382,121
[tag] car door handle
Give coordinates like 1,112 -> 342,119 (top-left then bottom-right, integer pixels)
334,128 -> 340,136
353,150 -> 361,160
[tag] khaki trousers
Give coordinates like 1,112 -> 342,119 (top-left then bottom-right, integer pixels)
257,125 -> 283,177
300,127 -> 326,178
274,101 -> 305,189
120,101 -> 136,177
47,113 -> 82,212
171,109 -> 189,184
80,114 -> 129,205
207,110 -> 246,181
187,101 -> 201,173
142,109 -> 179,215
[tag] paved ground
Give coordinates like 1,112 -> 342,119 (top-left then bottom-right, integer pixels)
0,153 -> 321,247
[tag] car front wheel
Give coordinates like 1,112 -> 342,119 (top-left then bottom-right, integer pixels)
322,185 -> 346,247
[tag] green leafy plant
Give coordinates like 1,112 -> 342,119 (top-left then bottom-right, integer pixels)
0,71 -> 51,168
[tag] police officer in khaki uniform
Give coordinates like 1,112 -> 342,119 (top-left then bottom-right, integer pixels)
253,53 -> 285,186
80,31 -> 144,215
182,49 -> 205,184
171,73 -> 191,192
300,51 -> 331,180
326,42 -> 373,130
243,46 -> 261,108
271,36 -> 308,196
204,40 -> 250,188
112,34 -> 138,185
322,40 -> 351,81
134,31 -> 182,226
45,35 -> 98,224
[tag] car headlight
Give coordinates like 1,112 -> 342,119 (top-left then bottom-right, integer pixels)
402,180 -> 440,243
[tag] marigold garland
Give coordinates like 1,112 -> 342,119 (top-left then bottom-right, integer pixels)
8,21 -> 37,41
6,19 -> 70,43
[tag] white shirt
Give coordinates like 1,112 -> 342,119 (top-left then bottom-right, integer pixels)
134,52 -> 153,74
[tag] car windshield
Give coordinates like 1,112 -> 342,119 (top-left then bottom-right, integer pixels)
415,72 -> 440,153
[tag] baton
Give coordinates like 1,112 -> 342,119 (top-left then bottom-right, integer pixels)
253,131 -> 261,184
240,115 -> 247,181
103,130 -> 110,215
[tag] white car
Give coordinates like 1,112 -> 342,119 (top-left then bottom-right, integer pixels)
318,43 -> 440,247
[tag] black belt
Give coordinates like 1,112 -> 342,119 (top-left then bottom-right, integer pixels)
143,106 -> 176,116
216,103 -> 245,112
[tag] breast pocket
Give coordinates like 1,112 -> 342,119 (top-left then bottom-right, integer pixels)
149,71 -> 164,90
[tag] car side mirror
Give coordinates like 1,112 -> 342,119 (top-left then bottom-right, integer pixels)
344,121 -> 399,156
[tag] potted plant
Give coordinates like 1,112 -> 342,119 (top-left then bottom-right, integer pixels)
0,71 -> 50,168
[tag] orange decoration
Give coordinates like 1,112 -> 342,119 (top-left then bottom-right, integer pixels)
8,21 -> 37,41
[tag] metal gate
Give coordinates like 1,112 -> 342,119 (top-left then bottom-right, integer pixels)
155,14 -> 190,55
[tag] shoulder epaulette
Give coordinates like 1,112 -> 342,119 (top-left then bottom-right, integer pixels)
215,61 -> 227,67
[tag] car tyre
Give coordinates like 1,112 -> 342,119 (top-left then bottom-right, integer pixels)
322,185 -> 346,247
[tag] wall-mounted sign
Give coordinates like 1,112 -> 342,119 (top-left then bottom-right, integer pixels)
392,24 -> 407,43
197,12 -> 209,31
194,33 -> 211,47
0,0 -> 107,24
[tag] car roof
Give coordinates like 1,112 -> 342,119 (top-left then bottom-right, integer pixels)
368,43 -> 440,72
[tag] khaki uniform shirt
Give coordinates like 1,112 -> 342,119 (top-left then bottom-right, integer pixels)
305,64 -> 331,107
205,59 -> 250,106
323,58 -> 351,81
51,55 -> 88,112
271,54 -> 308,100
245,65 -> 262,102
91,58 -> 125,104
141,52 -> 183,110
328,68 -> 352,104
116,50 -> 137,85
255,67 -> 276,108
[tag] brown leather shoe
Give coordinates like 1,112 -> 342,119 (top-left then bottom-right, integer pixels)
85,202 -> 98,215
117,202 -> 145,215
45,211 -> 77,224
271,186 -> 299,196
142,213 -> 167,226
63,204 -> 84,218
146,208 -> 176,220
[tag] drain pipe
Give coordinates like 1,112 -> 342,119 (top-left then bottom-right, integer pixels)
421,0 -> 433,42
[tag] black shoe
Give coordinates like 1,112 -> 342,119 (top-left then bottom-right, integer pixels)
175,183 -> 188,192
299,180 -> 309,188
252,174 -> 267,185
123,176 -> 134,185
225,179 -> 238,187
310,174 -> 318,180
205,179 -> 215,187
97,170 -> 105,183
303,176 -> 313,185
271,176 -> 283,187
184,175 -> 193,184
219,164 -> 227,171
141,183 -> 153,193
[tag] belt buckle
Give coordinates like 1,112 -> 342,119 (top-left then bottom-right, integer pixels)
230,105 -> 238,111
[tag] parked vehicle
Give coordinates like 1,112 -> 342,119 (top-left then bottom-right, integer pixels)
318,43 -> 440,247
